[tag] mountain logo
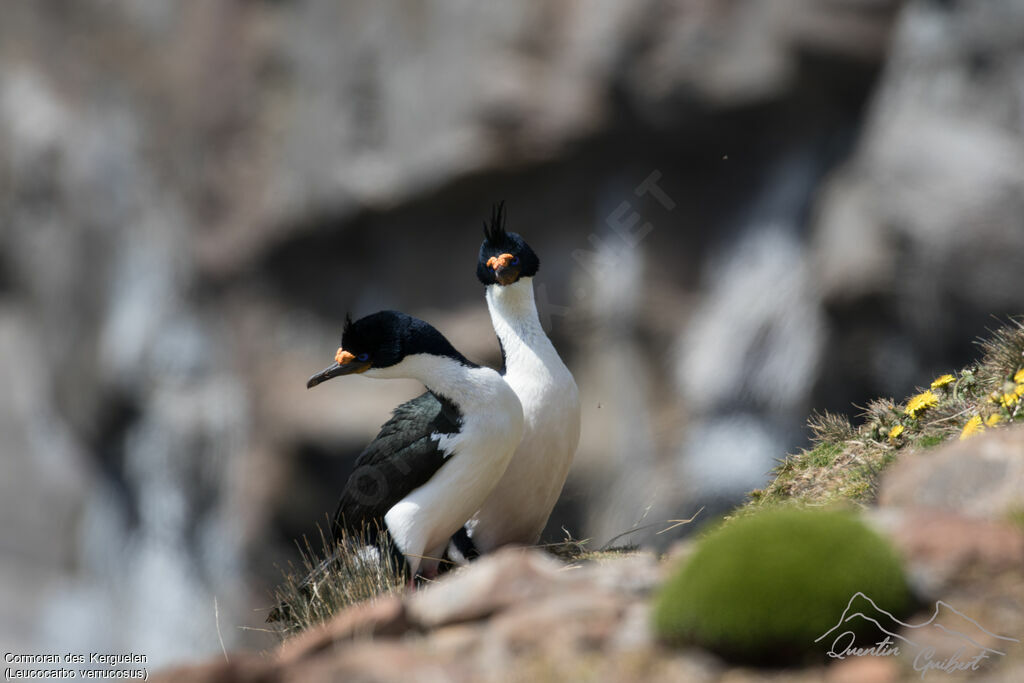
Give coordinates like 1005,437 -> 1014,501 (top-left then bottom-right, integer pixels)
816,592 -> 1018,677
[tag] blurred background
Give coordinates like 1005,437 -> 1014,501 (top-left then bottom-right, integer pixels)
2,0 -> 1023,666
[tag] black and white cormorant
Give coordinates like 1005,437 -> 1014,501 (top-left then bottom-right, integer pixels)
306,310 -> 523,580
456,203 -> 581,555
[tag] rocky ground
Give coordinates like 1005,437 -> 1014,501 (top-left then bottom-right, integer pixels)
156,424 -> 1024,683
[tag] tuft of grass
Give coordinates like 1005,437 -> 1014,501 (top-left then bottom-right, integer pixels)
804,442 -> 843,468
747,319 -> 1024,511
538,528 -> 640,563
537,529 -> 593,562
915,434 -> 945,449
807,410 -> 855,444
978,317 -> 1024,386
266,523 -> 405,639
653,507 -> 911,665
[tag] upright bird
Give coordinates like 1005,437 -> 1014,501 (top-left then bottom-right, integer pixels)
306,310 -> 523,580
458,202 -> 581,554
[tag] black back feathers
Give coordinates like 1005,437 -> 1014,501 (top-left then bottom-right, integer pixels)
332,391 -> 462,546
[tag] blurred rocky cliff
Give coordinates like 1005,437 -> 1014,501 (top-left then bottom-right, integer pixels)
1,0 -> 1023,663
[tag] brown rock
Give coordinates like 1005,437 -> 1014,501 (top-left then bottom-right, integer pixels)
826,655 -> 899,683
878,426 -> 1024,519
406,547 -> 569,629
889,511 -> 1024,573
650,651 -> 723,683
871,508 -> 1024,597
486,590 -> 627,657
578,551 -> 661,597
426,622 -> 485,663
611,601 -> 656,652
284,641 -> 466,683
152,656 -> 279,683
277,594 -> 415,665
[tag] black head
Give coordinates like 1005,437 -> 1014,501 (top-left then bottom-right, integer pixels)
307,311 -> 471,388
476,202 -> 540,286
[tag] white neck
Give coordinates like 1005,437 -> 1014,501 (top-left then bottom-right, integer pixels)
469,276 -> 580,551
485,277 -> 557,367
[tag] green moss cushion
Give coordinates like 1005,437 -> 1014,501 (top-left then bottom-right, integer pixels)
653,507 -> 910,664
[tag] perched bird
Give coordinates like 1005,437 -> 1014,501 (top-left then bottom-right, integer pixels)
456,202 -> 581,554
307,310 -> 523,580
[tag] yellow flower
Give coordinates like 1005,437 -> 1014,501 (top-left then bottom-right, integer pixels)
1016,383 -> 1024,397
1000,392 -> 1020,408
960,415 -> 984,440
888,424 -> 904,441
930,374 -> 955,389
985,413 -> 1002,427
1014,368 -> 1024,384
904,390 -> 939,418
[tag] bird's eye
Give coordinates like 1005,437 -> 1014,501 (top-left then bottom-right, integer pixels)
511,256 -> 520,265
357,353 -> 370,362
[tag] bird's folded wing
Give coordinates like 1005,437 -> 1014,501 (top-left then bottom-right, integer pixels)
332,391 -> 461,540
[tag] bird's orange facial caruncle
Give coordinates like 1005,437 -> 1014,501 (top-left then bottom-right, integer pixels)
485,253 -> 515,270
307,347 -> 371,389
486,252 -> 521,286
334,348 -> 371,372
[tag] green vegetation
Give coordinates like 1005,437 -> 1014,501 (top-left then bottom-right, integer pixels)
915,434 -> 945,449
652,507 -> 911,664
747,319 -> 1024,510
805,442 -> 843,468
1006,506 -> 1024,531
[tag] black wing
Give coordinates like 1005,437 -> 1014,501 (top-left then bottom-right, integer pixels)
331,391 -> 461,543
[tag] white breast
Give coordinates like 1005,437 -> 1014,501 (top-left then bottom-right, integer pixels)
383,364 -> 523,575
467,279 -> 582,551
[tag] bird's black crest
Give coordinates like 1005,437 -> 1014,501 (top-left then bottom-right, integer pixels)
342,313 -> 355,344
483,201 -> 507,245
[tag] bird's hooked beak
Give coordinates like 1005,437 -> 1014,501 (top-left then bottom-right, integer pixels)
307,349 -> 371,388
486,253 -> 520,286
